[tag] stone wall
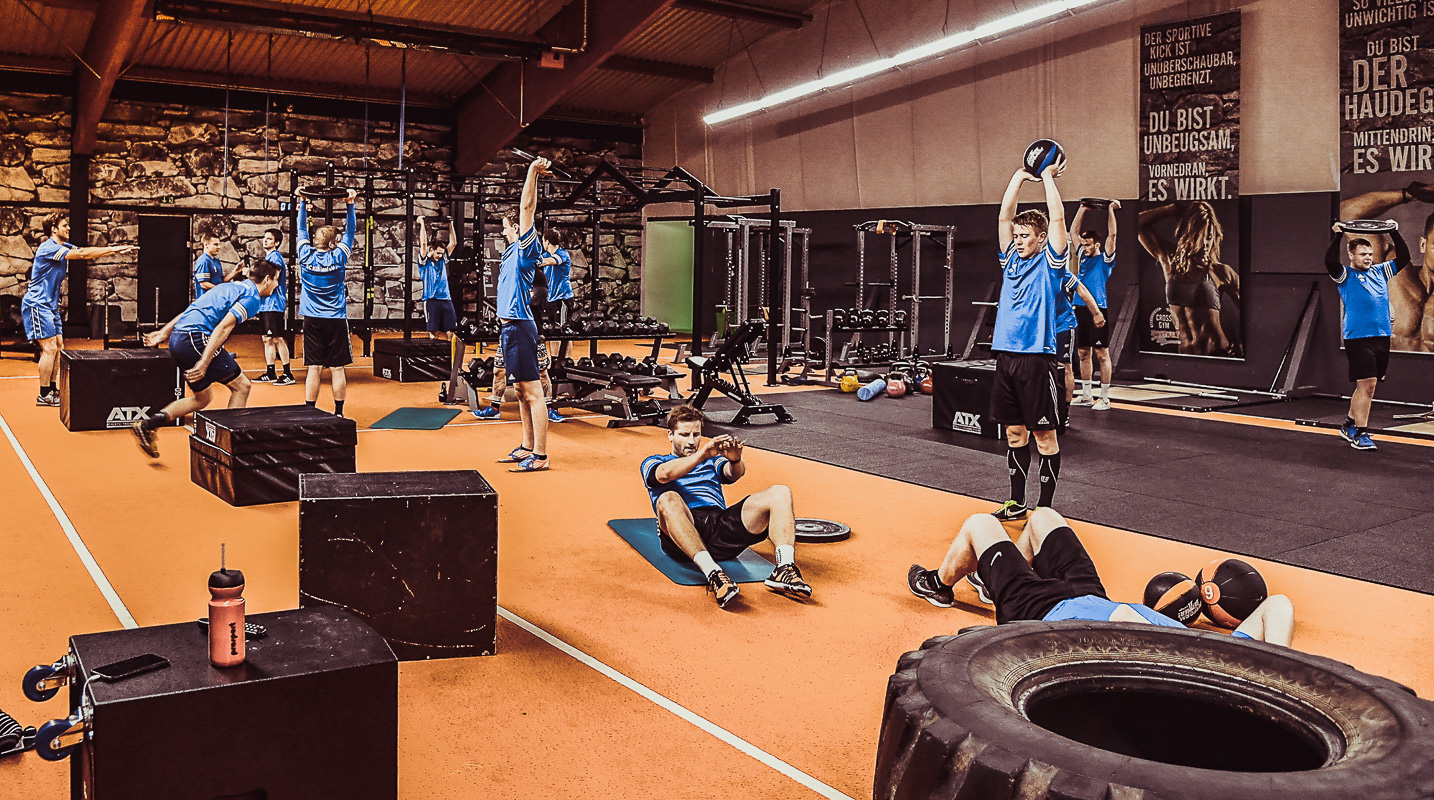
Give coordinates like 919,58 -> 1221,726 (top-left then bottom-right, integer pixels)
0,90 -> 644,326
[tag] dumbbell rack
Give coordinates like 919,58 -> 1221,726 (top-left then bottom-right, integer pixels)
444,333 -> 673,408
817,309 -> 910,386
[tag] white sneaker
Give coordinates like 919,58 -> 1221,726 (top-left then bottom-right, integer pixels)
1092,398 -> 1111,411
1070,396 -> 1093,407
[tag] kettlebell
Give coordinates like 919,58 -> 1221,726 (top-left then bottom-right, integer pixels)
886,373 -> 908,398
839,369 -> 860,393
920,375 -> 934,395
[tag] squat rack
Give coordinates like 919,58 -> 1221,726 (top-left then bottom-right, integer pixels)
852,220 -> 958,356
704,217 -> 812,362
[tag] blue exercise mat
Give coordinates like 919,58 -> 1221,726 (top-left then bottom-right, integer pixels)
608,519 -> 773,586
369,408 -> 462,430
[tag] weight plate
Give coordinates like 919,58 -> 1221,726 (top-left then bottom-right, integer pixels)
296,184 -> 348,199
1338,219 -> 1398,233
794,518 -> 851,543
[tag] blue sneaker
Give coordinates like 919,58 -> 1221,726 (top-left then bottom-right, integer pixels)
471,405 -> 501,420
1351,431 -> 1377,450
1338,420 -> 1357,443
547,407 -> 565,423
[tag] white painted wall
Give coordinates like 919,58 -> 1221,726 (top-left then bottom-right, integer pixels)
645,0 -> 1338,211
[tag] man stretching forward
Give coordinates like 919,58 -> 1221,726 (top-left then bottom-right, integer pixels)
131,260 -> 281,458
22,213 -> 138,407
642,405 -> 811,608
297,190 -> 356,416
1326,223 -> 1411,450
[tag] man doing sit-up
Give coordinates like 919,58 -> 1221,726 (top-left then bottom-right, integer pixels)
907,507 -> 1294,646
641,405 -> 811,608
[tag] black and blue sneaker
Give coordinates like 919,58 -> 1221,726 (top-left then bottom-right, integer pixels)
1338,420 -> 1357,444
1351,431 -> 1377,451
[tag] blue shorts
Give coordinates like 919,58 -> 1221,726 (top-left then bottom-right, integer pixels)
499,319 -> 541,383
169,329 -> 243,391
21,300 -> 61,341
425,299 -> 456,333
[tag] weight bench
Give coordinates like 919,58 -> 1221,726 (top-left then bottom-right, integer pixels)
553,364 -> 668,428
686,320 -> 794,425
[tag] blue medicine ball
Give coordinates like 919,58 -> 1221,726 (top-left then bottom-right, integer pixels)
1023,139 -> 1064,176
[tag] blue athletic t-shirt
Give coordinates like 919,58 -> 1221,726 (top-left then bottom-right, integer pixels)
296,202 -> 354,319
258,249 -> 287,313
1043,595 -> 1187,629
23,238 -> 73,309
993,240 -> 1068,355
1332,259 -> 1399,340
640,453 -> 732,512
419,256 -> 451,301
1053,269 -> 1080,333
1076,250 -> 1114,308
174,279 -> 261,335
545,247 -> 574,302
193,253 -> 224,299
497,227 -> 542,321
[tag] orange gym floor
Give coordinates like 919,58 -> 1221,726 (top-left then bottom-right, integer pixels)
1,336 -> 1432,799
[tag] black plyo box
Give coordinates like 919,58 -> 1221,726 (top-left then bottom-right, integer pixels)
191,405 -> 357,506
932,359 -> 1069,438
299,470 -> 498,660
372,338 -> 450,382
66,606 -> 397,800
58,348 -> 182,432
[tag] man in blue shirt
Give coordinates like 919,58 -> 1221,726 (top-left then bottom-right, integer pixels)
1068,200 -> 1119,409
907,507 -> 1294,648
1325,223 -> 1411,451
1049,266 -> 1102,425
538,229 -> 574,329
192,235 -> 237,299
641,405 -> 811,608
253,228 -> 295,386
22,212 -> 138,406
129,260 -> 281,459
297,189 -> 356,417
493,158 -> 554,471
991,156 -> 1102,520
418,218 -> 457,341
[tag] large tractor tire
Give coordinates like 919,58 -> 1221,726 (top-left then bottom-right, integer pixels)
875,622 -> 1434,799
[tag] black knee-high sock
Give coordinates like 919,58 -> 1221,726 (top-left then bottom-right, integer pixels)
1008,445 -> 1032,504
334,399 -> 345,417
1037,451 -> 1062,508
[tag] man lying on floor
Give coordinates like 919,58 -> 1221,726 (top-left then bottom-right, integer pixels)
907,507 -> 1294,646
641,405 -> 812,609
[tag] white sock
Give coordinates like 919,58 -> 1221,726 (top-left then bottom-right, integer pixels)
775,544 -> 795,566
1099,381 -> 1108,400
693,551 -> 719,577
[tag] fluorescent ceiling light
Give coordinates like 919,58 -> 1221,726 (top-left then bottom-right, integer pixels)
704,0 -> 1104,125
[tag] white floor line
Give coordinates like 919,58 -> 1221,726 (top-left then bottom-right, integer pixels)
0,411 -> 137,629
497,606 -> 855,800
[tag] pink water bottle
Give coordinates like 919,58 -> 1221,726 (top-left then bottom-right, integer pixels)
208,544 -> 245,668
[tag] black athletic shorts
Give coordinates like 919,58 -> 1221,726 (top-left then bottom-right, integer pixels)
425,299 -> 456,333
259,311 -> 286,338
990,351 -> 1061,431
1345,336 -> 1389,382
658,496 -> 767,561
302,317 -> 353,367
977,527 -> 1107,625
1075,305 -> 1108,349
1055,328 -> 1075,364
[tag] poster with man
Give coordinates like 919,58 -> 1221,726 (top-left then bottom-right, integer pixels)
1340,1 -> 1434,353
1137,11 -> 1244,358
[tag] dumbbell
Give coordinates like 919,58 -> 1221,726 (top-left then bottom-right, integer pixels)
876,309 -> 890,327
592,353 -> 609,368
831,308 -> 846,328
621,356 -> 639,372
893,309 -> 908,327
860,309 -> 876,327
577,356 -> 593,368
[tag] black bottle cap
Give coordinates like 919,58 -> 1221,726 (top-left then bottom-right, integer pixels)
208,568 -> 245,588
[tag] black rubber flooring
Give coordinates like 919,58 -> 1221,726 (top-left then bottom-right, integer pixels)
1222,395 -> 1434,432
703,389 -> 1434,595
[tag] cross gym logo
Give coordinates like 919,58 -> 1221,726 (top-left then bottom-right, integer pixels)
106,406 -> 151,429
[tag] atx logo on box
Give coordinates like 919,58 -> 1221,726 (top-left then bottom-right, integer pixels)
106,406 -> 151,428
382,368 -> 393,379
950,411 -> 982,433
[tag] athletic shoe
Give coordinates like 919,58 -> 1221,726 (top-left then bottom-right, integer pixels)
992,500 -> 1028,521
130,421 -> 159,458
254,373 -> 276,383
547,407 -> 565,423
509,454 -> 550,472
706,569 -> 740,608
471,405 -> 501,420
498,446 -> 532,463
966,572 -> 993,605
35,393 -> 59,407
274,374 -> 296,386
1092,398 -> 1111,411
1070,396 -> 1093,407
1351,432 -> 1378,451
1338,420 -> 1357,444
764,563 -> 813,598
907,565 -> 954,608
